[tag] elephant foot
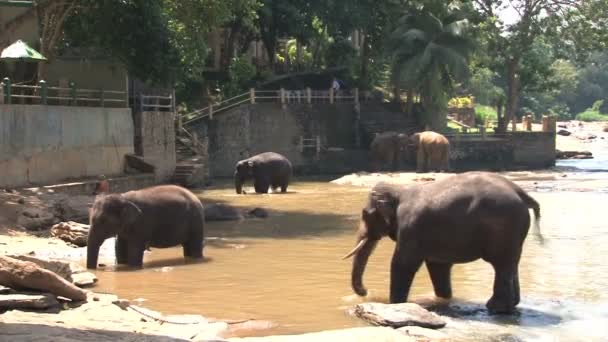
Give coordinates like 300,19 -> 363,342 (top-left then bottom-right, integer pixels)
486,296 -> 517,315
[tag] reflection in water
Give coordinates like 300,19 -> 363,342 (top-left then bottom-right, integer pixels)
88,181 -> 608,340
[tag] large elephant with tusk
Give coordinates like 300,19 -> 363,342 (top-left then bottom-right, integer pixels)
343,172 -> 542,314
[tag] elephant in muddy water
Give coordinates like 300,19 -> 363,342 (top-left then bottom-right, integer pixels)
86,185 -> 205,269
234,152 -> 292,194
343,172 -> 541,314
409,131 -> 450,173
369,132 -> 410,172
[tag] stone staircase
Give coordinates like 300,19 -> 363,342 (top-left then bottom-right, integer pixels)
171,136 -> 207,188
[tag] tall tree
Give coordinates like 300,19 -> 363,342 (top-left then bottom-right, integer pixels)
388,2 -> 474,130
472,0 -> 606,132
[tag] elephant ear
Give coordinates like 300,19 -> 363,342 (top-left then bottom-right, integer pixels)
119,199 -> 142,233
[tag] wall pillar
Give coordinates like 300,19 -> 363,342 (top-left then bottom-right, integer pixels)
134,111 -> 176,182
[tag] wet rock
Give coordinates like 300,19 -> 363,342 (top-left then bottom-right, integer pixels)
557,129 -> 572,136
46,194 -> 93,223
17,207 -> 58,231
0,285 -> 12,294
353,302 -> 447,329
50,221 -> 90,247
574,132 -> 597,140
8,254 -> 97,288
205,203 -> 244,221
0,293 -> 60,310
555,150 -> 593,160
603,125 -> 608,133
246,207 -> 269,219
204,203 -> 269,221
397,326 -> 449,340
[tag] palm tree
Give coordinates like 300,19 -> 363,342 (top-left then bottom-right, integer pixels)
388,4 -> 474,130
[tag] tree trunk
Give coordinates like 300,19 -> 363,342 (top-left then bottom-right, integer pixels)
405,89 -> 414,116
498,57 -> 521,133
0,256 -> 88,301
359,34 -> 370,89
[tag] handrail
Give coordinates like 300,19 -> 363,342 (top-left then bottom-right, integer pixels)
181,87 -> 362,125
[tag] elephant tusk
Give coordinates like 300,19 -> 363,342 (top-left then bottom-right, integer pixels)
342,238 -> 368,260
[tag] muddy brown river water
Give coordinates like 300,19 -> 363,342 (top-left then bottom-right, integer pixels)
84,177 -> 608,341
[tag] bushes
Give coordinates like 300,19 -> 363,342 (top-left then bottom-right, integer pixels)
474,105 -> 497,125
221,56 -> 257,98
575,100 -> 608,122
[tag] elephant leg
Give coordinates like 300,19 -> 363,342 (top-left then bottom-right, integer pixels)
254,178 -> 270,193
512,264 -> 520,306
389,246 -> 423,303
280,183 -> 288,193
126,241 -> 146,268
441,151 -> 450,172
183,219 -> 204,259
426,261 -> 453,299
486,262 -> 517,314
115,236 -> 129,265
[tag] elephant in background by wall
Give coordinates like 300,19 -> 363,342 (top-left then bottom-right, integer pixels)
369,132 -> 410,172
86,185 -> 205,269
234,152 -> 293,194
343,172 -> 541,314
409,131 -> 450,173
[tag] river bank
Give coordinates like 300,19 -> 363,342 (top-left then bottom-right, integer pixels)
1,121 -> 607,341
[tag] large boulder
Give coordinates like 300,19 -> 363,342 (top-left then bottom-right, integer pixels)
8,254 -> 97,288
353,302 -> 447,329
556,150 -> 593,160
17,206 -> 58,231
0,293 -> 60,310
50,221 -> 90,247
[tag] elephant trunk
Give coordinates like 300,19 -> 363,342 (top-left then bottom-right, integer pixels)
350,237 -> 379,297
234,172 -> 244,194
86,230 -> 104,269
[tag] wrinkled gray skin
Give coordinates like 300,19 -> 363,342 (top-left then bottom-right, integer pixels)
345,172 -> 541,314
370,132 -> 410,172
234,152 -> 292,194
87,185 -> 205,269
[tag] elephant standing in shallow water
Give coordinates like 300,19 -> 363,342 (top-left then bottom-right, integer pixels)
409,131 -> 450,173
343,172 -> 541,314
86,185 -> 205,269
369,132 -> 409,172
234,152 -> 292,194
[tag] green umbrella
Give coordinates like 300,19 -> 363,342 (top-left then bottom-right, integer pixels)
1,40 -> 47,61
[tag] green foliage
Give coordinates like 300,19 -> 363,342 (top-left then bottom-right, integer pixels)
467,66 -> 504,105
63,0 -> 179,84
575,100 -> 608,122
474,104 -> 497,125
388,2 -> 475,129
221,56 -> 257,97
324,37 -> 358,68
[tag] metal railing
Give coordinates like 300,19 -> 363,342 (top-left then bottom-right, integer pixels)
1,77 -> 128,107
181,87 -> 362,125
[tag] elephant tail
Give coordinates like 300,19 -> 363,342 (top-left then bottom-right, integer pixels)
519,190 -> 542,240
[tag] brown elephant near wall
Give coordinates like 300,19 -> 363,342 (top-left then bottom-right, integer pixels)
369,132 -> 410,172
409,131 -> 450,173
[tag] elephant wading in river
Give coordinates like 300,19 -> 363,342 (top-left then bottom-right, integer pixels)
86,185 -> 205,269
409,131 -> 450,173
234,152 -> 292,194
343,172 -> 541,314
370,132 -> 410,172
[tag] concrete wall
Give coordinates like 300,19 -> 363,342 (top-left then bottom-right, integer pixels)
45,58 -> 128,95
188,103 -> 358,177
0,105 -> 134,188
186,103 -> 556,178
134,111 -> 176,182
